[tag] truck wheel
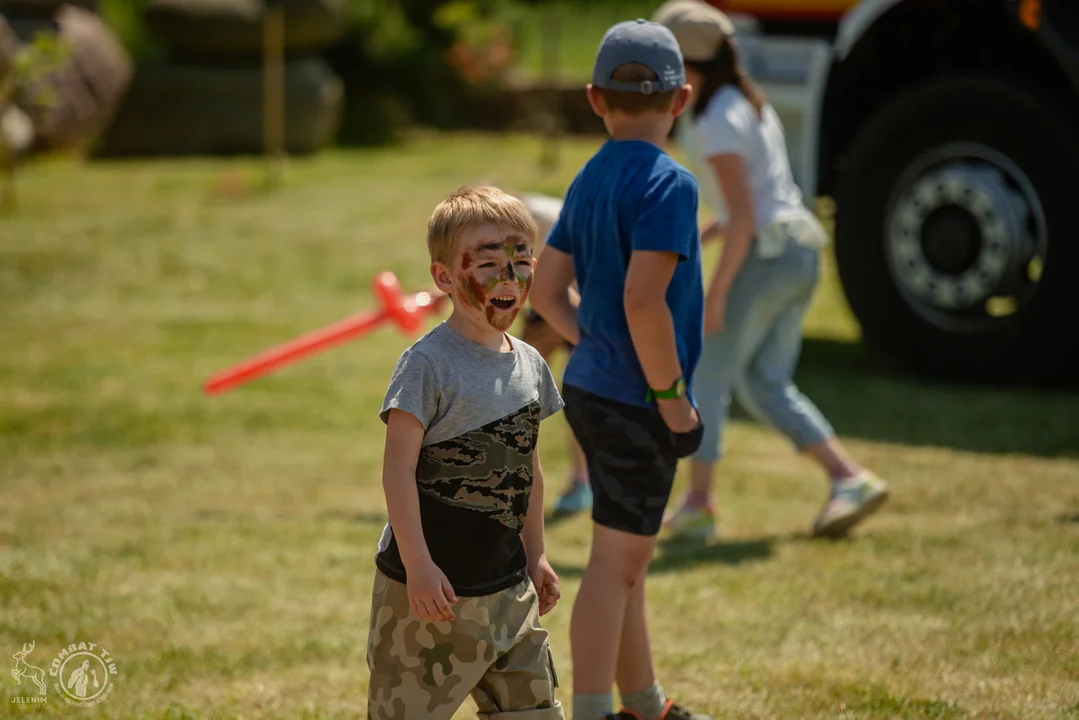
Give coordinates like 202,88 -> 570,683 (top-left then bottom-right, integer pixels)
834,76 -> 1079,384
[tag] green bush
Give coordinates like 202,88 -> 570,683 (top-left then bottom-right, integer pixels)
95,0 -> 528,144
329,0 -> 531,145
99,0 -> 162,63
92,0 -> 625,146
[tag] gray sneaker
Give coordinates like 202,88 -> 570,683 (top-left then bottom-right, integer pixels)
812,471 -> 890,538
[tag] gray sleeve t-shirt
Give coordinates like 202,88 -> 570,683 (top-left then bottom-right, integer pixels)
375,322 -> 564,596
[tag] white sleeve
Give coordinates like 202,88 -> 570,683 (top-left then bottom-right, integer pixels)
697,93 -> 752,158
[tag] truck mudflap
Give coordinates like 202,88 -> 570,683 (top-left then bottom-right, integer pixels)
1021,0 -> 1079,95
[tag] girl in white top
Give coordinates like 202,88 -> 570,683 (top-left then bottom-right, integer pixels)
654,0 -> 889,541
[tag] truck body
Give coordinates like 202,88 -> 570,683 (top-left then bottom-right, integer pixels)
708,0 -> 1079,384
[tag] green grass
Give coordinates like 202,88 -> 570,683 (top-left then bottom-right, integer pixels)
500,1 -> 663,82
2,132 -> 1078,719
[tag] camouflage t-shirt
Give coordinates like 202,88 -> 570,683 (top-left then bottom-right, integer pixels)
375,322 -> 564,597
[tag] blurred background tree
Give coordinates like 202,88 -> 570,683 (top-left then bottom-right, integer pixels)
1,28 -> 68,210
99,0 -> 162,63
88,0 -> 651,148
326,0 -> 535,145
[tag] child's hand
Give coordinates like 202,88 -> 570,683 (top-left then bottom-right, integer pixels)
704,292 -> 727,336
700,220 -> 726,245
522,316 -> 568,358
657,396 -> 700,435
407,560 -> 457,622
528,554 -> 561,616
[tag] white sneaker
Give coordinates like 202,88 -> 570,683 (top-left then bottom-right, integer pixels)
812,471 -> 890,538
662,504 -> 717,541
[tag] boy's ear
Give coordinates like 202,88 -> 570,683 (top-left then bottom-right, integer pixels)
430,261 -> 454,294
671,84 -> 693,118
586,84 -> 608,118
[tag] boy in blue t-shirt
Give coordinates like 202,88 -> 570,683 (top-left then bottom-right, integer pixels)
531,18 -> 711,720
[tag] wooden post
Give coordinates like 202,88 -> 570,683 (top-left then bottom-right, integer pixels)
263,0 -> 286,188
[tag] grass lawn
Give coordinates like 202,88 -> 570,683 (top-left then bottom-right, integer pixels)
2,132 -> 1078,719
500,1 -> 664,82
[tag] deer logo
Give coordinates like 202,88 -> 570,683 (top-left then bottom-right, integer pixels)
11,641 -> 47,696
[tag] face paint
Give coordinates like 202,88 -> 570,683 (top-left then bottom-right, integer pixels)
499,261 -> 517,283
455,288 -> 474,309
452,226 -> 534,332
464,273 -> 495,311
486,303 -> 512,331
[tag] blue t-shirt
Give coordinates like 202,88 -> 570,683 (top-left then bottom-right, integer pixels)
546,139 -> 704,408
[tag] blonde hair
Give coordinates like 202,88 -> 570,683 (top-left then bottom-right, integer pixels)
427,186 -> 539,265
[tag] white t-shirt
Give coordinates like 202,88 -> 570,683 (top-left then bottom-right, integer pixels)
675,116 -> 727,224
520,192 -> 563,258
689,85 -> 808,234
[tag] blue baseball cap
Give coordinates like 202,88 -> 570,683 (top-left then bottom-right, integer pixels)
592,18 -> 686,95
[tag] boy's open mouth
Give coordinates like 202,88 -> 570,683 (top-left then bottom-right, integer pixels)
489,295 -> 516,311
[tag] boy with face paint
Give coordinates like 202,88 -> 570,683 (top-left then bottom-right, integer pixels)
530,19 -> 711,720
368,186 -> 567,720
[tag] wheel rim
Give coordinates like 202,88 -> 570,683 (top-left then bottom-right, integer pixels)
884,142 -> 1047,334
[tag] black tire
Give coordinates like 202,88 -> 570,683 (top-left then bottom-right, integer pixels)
0,16 -> 14,85
143,0 -> 346,61
91,58 -> 343,158
834,76 -> 1079,385
0,0 -> 97,19
3,16 -> 58,43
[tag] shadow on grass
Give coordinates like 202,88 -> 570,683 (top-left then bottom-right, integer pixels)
736,336 -> 1079,458
653,535 -> 777,572
551,535 -> 780,579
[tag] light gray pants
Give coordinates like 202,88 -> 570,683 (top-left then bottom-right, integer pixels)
693,242 -> 834,463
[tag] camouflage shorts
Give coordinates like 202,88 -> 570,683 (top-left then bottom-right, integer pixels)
366,571 -> 564,720
562,384 -> 704,536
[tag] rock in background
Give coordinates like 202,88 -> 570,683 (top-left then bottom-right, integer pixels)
0,0 -> 94,49
20,6 -> 131,151
1,15 -> 35,161
1,2 -> 132,156
94,0 -> 345,158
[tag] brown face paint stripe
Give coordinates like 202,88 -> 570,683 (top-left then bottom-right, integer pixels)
465,274 -> 487,310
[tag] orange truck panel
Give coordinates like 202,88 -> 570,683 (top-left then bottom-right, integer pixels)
707,0 -> 860,21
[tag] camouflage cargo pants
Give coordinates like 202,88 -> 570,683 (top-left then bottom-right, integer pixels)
366,571 -> 565,720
